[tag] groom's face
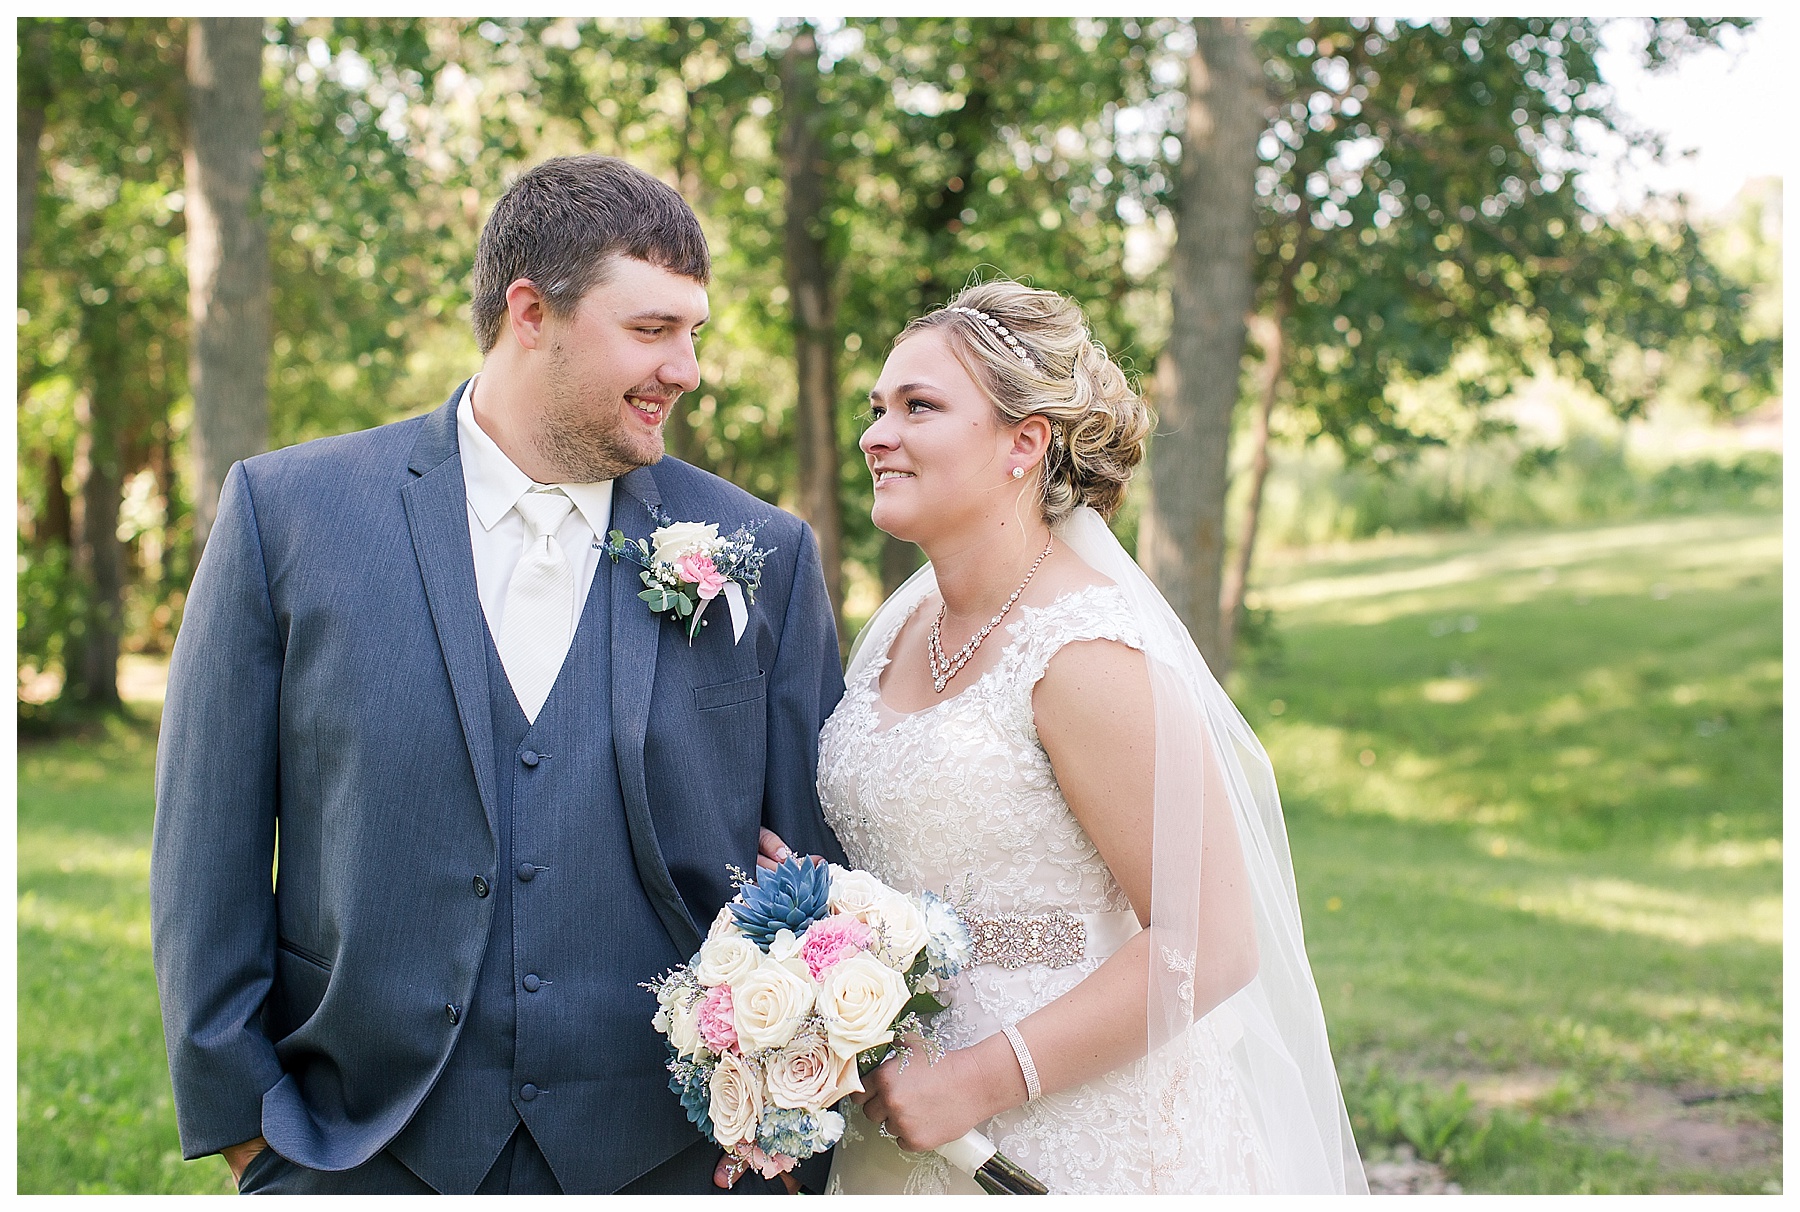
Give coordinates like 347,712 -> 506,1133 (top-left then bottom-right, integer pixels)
534,256 -> 709,481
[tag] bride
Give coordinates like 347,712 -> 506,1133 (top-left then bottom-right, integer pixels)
779,281 -> 1363,1194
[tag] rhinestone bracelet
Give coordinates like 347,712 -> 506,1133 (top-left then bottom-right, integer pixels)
1002,1023 -> 1042,1101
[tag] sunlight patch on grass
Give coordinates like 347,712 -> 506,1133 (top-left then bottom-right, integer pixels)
1623,991 -> 1774,1029
18,892 -> 153,950
1503,878 -> 1780,948
1422,676 -> 1482,703
1661,838 -> 1782,870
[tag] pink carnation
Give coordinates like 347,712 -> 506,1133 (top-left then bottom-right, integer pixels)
697,984 -> 737,1053
800,915 -> 873,980
675,552 -> 727,600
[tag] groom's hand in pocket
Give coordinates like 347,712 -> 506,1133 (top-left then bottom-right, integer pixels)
222,1136 -> 268,1183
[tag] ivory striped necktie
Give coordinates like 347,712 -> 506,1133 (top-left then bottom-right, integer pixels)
496,488 -> 576,722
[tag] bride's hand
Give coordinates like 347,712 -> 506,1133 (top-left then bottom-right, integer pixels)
850,1033 -> 1023,1154
757,827 -> 793,871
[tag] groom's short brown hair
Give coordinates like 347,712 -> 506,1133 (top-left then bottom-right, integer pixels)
470,154 -> 710,354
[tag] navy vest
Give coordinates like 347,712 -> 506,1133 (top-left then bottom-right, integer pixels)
388,556 -> 694,1192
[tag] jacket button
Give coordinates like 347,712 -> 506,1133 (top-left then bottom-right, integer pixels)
445,1004 -> 460,1025
520,1083 -> 539,1102
472,875 -> 490,898
522,973 -> 541,992
517,862 -> 537,882
520,750 -> 540,768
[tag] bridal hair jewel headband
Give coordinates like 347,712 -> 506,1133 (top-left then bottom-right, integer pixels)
946,305 -> 1040,369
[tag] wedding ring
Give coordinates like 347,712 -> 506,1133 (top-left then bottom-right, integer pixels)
723,1157 -> 749,1185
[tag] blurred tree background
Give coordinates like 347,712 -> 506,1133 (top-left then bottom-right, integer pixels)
16,15 -> 1781,1194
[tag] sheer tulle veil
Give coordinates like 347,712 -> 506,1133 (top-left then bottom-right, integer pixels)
845,506 -> 1367,1194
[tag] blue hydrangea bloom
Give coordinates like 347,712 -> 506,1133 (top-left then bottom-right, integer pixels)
731,855 -> 830,949
756,1105 -> 844,1159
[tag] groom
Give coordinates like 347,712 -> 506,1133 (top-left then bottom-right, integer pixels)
150,155 -> 846,1193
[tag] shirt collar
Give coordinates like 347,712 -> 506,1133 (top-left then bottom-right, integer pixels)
456,376 -> 614,535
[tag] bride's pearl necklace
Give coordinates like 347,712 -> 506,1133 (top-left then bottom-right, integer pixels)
928,538 -> 1054,693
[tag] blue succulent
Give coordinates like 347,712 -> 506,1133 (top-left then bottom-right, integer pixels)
667,1052 -> 714,1137
730,855 -> 830,949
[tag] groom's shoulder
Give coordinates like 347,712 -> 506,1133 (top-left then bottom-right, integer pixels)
239,409 -> 436,498
646,457 -> 808,541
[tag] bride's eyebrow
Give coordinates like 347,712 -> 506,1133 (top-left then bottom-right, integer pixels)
869,382 -> 933,403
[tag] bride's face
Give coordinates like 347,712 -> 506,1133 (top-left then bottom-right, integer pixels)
861,328 -> 1020,545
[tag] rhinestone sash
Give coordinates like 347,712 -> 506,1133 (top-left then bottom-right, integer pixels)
966,907 -> 1142,970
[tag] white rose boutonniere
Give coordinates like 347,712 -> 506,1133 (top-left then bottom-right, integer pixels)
605,506 -> 774,644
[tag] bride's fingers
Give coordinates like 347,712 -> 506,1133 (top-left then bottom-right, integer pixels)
756,827 -> 793,871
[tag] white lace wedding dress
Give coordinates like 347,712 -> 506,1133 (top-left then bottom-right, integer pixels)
817,584 -> 1277,1195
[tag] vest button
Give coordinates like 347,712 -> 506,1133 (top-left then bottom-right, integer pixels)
520,1083 -> 539,1102
445,1003 -> 460,1025
517,862 -> 537,883
522,973 -> 542,992
520,750 -> 541,768
472,875 -> 490,898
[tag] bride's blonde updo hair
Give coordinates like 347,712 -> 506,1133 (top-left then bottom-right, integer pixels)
898,279 -> 1154,524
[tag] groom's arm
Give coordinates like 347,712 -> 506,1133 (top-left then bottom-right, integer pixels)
760,520 -> 849,868
150,460 -> 287,1161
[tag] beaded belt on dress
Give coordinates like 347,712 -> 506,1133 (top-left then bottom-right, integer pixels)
966,907 -> 1143,970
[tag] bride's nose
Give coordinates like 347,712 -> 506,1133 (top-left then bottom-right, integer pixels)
859,410 -> 897,455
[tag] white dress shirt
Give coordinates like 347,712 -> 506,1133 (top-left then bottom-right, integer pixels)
456,377 -> 614,644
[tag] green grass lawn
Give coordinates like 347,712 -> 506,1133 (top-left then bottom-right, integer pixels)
17,511 -> 1780,1193
1240,511 -> 1782,1192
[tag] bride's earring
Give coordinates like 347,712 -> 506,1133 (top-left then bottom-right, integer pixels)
1011,466 -> 1024,479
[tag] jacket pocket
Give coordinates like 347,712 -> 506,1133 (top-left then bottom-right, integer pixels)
692,671 -> 765,711
265,938 -> 333,1043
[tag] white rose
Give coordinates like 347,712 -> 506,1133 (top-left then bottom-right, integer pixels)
732,956 -> 816,1052
708,905 -> 743,941
650,521 -> 720,566
666,991 -> 707,1059
870,892 -> 929,970
708,1050 -> 763,1150
816,952 -> 909,1059
827,866 -> 895,925
763,1025 -> 864,1110
695,933 -> 761,989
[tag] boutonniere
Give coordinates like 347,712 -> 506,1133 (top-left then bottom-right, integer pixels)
604,507 -> 774,644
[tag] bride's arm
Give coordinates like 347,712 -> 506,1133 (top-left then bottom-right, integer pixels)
853,637 -> 1258,1153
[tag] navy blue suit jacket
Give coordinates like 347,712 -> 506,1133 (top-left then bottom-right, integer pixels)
150,390 -> 847,1187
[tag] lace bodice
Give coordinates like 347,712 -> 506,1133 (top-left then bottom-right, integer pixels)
820,583 -> 1140,921
818,582 -> 1274,1195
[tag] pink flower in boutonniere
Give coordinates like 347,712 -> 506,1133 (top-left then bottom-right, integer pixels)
675,552 -> 727,601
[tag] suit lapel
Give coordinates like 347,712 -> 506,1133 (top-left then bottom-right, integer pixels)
401,389 -> 500,840
609,466 -> 703,957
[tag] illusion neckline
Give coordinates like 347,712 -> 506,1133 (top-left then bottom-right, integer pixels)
868,581 -> 1121,726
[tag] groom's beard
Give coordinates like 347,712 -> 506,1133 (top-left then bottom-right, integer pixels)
536,347 -> 673,482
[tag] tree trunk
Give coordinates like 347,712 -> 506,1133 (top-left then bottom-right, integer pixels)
1141,17 -> 1264,669
779,24 -> 846,640
1217,306 -> 1287,659
186,17 -> 270,561
18,18 -> 51,278
66,307 -> 128,709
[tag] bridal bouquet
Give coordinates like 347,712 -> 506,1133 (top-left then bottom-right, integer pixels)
648,856 -> 1045,1192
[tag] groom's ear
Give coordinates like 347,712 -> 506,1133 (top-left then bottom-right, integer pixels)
504,278 -> 550,351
